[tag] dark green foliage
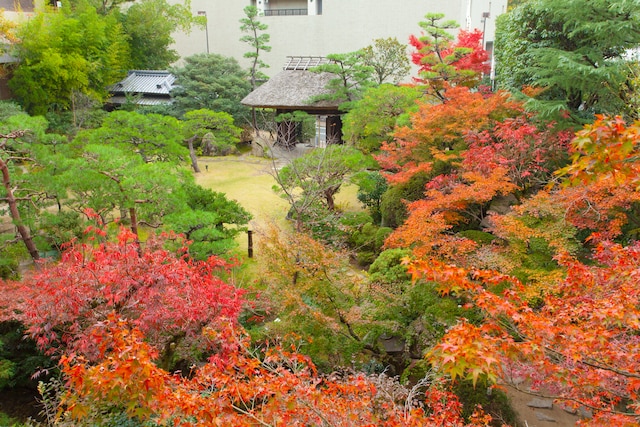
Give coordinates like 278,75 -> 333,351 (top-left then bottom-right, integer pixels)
618,202 -> 640,245
45,105 -> 107,136
170,54 -> 252,124
185,184 -> 252,225
375,227 -> 393,251
339,211 -> 373,229
0,109 -> 67,261
274,145 -> 372,231
310,51 -> 376,112
366,249 -> 486,375
453,379 -> 519,427
164,184 -> 252,260
0,347 -> 15,390
0,102 -> 24,119
0,321 -> 54,390
239,5 -> 271,90
353,170 -> 389,224
183,109 -> 243,157
36,211 -> 84,252
379,172 -> 431,228
288,202 -> 345,248
0,235 -> 29,280
404,284 -> 461,338
253,312 -> 366,374
0,412 -> 24,426
73,110 -> 188,163
370,277 -> 482,368
340,212 -> 392,266
495,0 -> 640,121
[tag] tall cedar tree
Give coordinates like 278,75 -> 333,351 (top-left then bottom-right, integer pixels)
495,0 -> 640,121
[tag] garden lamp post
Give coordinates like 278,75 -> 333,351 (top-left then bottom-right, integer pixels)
198,11 -> 210,54
481,11 -> 490,49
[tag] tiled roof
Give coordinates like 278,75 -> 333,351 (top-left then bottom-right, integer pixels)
108,70 -> 175,96
107,96 -> 173,106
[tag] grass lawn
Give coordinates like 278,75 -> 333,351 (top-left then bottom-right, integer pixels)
195,155 -> 290,235
194,154 -> 363,258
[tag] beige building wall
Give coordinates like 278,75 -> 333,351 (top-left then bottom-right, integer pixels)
171,0 -> 507,78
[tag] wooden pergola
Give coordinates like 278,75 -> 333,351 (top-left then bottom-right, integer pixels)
241,56 -> 344,147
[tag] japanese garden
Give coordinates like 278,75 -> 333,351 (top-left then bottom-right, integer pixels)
0,0 -> 639,426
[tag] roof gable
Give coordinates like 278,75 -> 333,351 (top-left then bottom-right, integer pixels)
109,70 -> 176,96
241,57 -> 343,112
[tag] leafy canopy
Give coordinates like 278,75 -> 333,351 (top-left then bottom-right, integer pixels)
9,1 -> 130,115
170,53 -> 252,124
404,117 -> 640,424
311,51 -> 376,111
274,145 -> 372,221
362,37 -> 411,85
343,84 -> 421,154
495,0 -> 640,121
119,0 -> 197,69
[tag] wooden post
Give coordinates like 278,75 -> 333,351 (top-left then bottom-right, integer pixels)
247,230 -> 253,258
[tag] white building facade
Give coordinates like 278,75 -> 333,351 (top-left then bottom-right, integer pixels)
171,0 -> 507,78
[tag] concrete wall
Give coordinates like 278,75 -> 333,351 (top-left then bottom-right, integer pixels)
171,0 -> 507,77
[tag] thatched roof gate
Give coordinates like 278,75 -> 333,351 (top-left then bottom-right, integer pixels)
241,56 -> 344,147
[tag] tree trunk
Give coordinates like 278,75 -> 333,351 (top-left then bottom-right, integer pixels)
129,206 -> 143,257
325,193 -> 335,211
186,137 -> 200,173
251,107 -> 259,136
324,185 -> 341,211
0,157 -> 39,261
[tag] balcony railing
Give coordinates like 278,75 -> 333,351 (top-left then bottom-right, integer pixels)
264,8 -> 308,16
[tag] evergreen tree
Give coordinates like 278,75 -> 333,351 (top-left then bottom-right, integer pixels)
170,54 -> 252,124
239,5 -> 271,131
239,5 -> 271,91
495,0 -> 640,121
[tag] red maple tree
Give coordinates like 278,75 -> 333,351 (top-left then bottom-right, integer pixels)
0,216 -> 495,425
376,86 -> 522,185
464,116 -> 572,193
406,117 -> 640,425
60,317 -> 494,426
411,240 -> 640,425
1,217 -> 244,365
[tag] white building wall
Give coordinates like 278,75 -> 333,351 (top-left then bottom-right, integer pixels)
171,0 -> 507,78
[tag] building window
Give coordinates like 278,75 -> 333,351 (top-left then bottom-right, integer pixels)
264,8 -> 308,16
